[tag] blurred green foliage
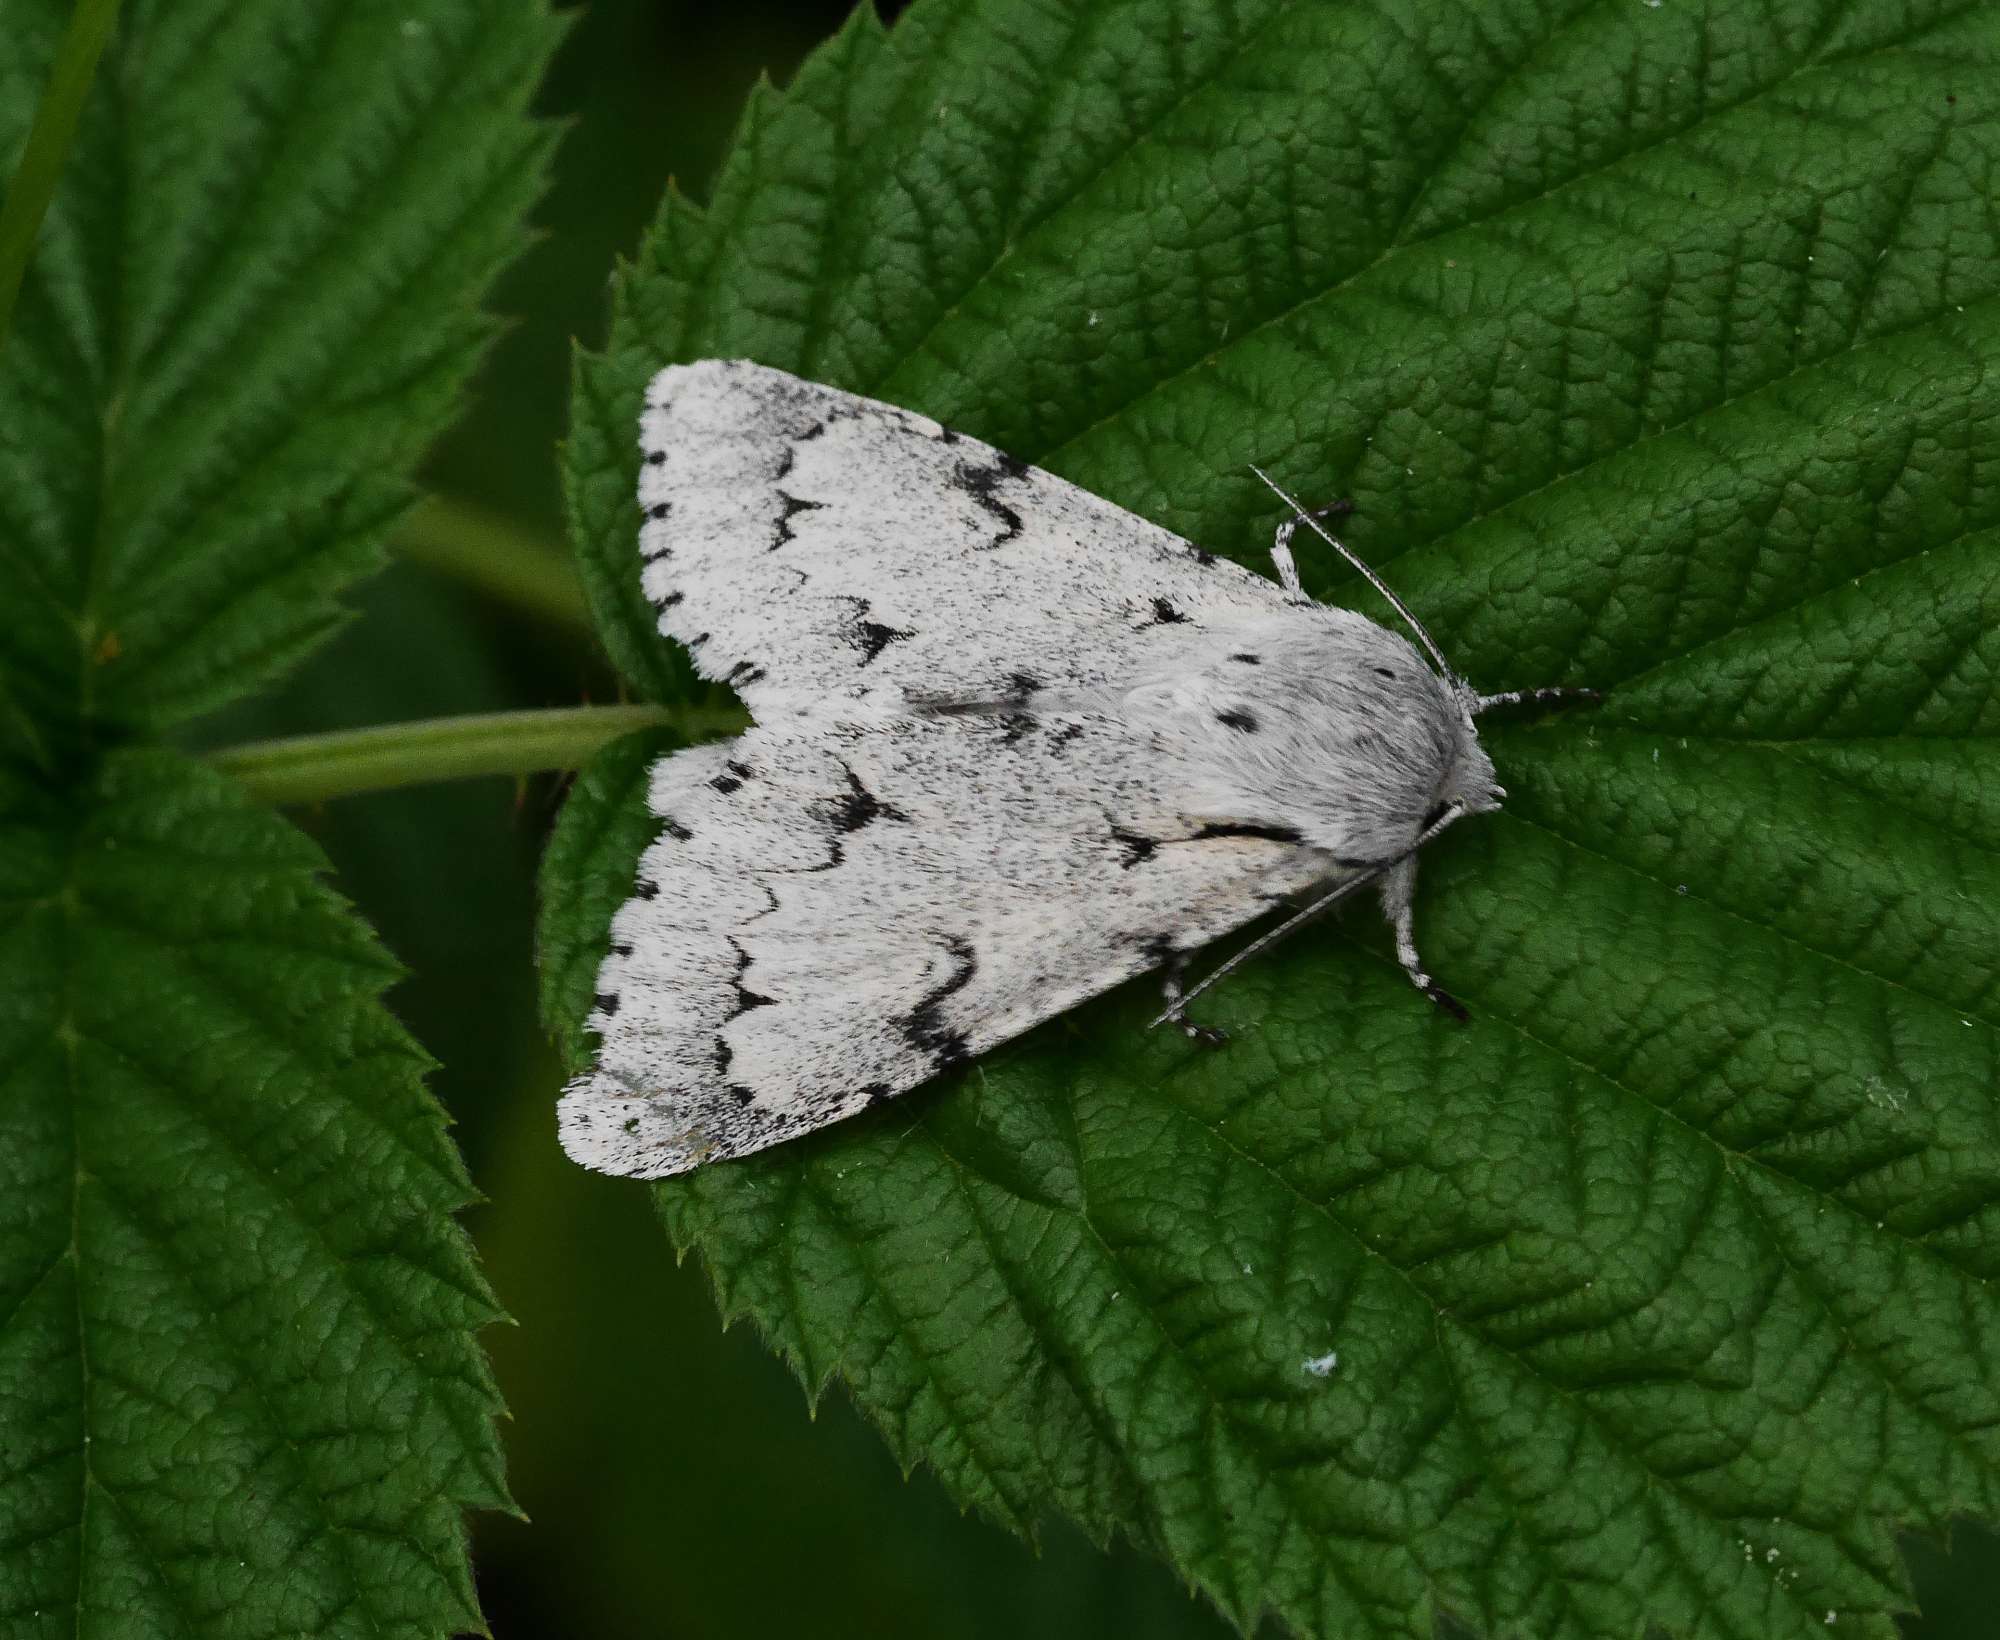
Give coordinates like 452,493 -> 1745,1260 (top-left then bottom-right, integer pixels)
177,1 -> 2000,1635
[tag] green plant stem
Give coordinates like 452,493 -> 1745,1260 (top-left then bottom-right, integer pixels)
398,494 -> 594,637
211,703 -> 745,806
0,0 -> 125,354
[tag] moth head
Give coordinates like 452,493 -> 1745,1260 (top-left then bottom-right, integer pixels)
1431,703 -> 1505,828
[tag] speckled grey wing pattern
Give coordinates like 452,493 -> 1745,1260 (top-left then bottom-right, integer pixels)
561,360 -> 1332,1178
560,712 -> 1330,1178
632,358 -> 1290,714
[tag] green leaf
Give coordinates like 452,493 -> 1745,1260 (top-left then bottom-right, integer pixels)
551,2 -> 2000,1636
0,5 -> 559,1628
0,0 -> 565,745
0,749 -> 507,1638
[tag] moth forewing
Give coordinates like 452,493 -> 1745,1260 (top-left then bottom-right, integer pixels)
559,361 -> 1581,1177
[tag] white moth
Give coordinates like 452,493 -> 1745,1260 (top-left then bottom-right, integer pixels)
560,360 -> 1586,1178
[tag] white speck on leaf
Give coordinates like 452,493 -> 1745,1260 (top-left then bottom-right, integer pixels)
1302,1351 -> 1338,1378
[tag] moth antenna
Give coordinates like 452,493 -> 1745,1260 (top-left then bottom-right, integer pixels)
1146,869 -> 1385,1029
1147,803 -> 1466,1030
1248,464 -> 1459,687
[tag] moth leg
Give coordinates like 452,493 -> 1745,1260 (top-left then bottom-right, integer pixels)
1377,857 -> 1470,1023
1161,956 -> 1229,1047
1269,499 -> 1355,603
1473,685 -> 1602,716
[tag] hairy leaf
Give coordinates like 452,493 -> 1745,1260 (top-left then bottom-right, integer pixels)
0,0 -> 564,745
0,751 -> 508,1639
552,2 -> 2000,1636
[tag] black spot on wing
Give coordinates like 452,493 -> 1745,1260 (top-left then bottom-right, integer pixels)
1230,652 -> 1261,665
856,620 -> 914,664
1194,822 -> 1305,845
1006,670 -> 1041,698
1110,827 -> 1159,868
1215,708 -> 1259,733
903,935 -> 977,1071
1144,597 -> 1189,627
956,451 -> 1027,547
652,590 -> 683,609
645,449 -> 666,465
1049,722 -> 1085,754
594,992 -> 620,1017
660,817 -> 692,841
635,877 -> 661,899
710,773 -> 742,794
725,939 -> 776,1018
830,765 -> 907,832
821,595 -> 919,668
998,713 -> 1038,746
860,1082 -> 896,1105
640,503 -> 674,563
771,491 -> 826,549
800,767 -> 911,876
795,405 -> 858,444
